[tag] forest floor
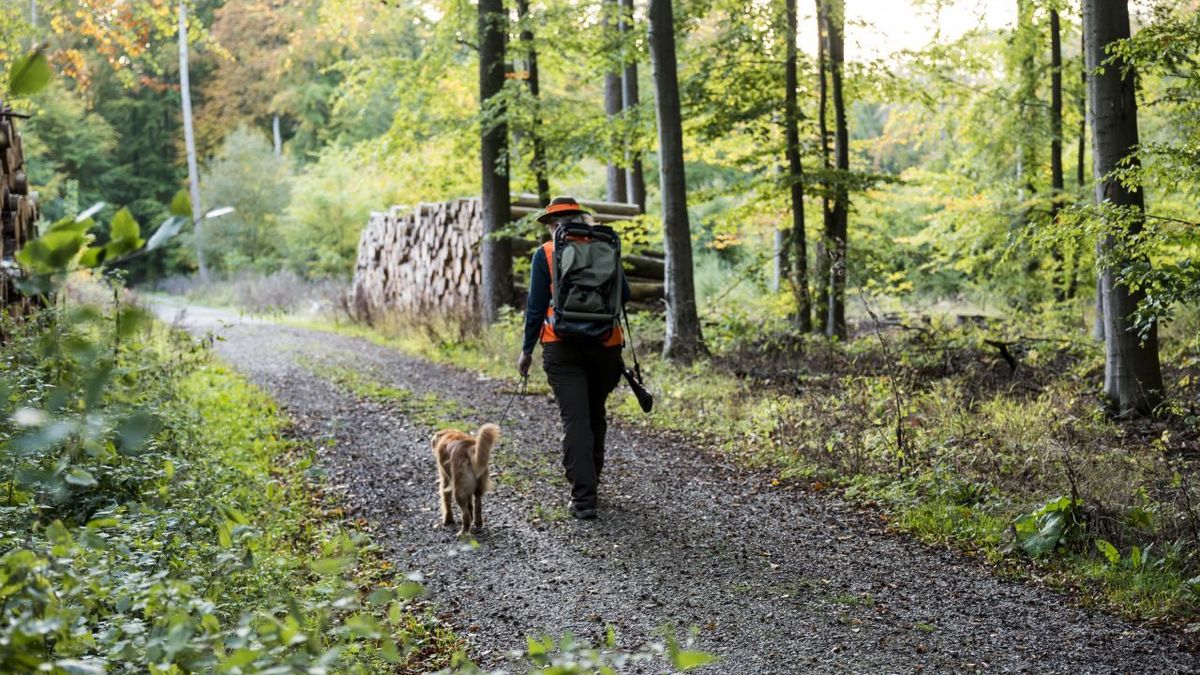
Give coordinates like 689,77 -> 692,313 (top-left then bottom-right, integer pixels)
151,299 -> 1198,673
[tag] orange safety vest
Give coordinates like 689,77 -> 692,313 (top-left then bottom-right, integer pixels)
540,240 -> 624,347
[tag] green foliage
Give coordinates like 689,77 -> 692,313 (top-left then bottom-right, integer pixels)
199,127 -> 292,274
7,47 -> 51,96
1012,496 -> 1080,558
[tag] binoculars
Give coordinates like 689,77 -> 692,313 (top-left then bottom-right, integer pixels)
622,365 -> 654,413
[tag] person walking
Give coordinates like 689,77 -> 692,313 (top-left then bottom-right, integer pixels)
517,196 -> 631,520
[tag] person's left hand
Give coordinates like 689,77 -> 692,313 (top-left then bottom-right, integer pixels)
517,351 -> 532,377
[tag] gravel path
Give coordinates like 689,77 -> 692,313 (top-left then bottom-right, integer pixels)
154,301 -> 1197,674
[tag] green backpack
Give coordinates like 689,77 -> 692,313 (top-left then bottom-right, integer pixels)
548,221 -> 624,341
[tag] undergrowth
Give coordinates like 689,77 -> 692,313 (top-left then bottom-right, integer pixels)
0,301 -> 460,672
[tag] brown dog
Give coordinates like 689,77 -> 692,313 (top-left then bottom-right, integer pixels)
432,424 -> 498,536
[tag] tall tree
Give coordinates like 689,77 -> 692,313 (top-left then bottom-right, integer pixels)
517,0 -> 550,206
604,0 -> 628,203
178,1 -> 208,283
1083,0 -> 1164,415
648,0 -> 705,362
1049,7 -> 1066,299
479,0 -> 513,323
813,0 -> 832,334
824,0 -> 849,338
784,0 -> 811,330
619,0 -> 646,211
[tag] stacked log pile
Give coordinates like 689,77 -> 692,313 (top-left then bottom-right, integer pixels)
0,101 -> 40,319
351,193 -> 663,322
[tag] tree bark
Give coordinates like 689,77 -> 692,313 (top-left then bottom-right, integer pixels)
785,0 -> 811,331
178,1 -> 208,284
648,0 -> 705,362
620,0 -> 647,212
605,0 -> 628,203
824,0 -> 849,338
1050,9 -> 1066,300
517,0 -> 550,205
813,0 -> 832,334
479,0 -> 513,323
1083,0 -> 1164,415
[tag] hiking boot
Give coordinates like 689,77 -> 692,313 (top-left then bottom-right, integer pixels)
569,502 -> 598,520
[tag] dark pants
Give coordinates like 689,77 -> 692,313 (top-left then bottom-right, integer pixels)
542,341 -> 623,507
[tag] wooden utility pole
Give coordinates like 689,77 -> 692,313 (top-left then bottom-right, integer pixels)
479,0 -> 513,323
178,1 -> 208,283
1083,0 -> 1164,415
648,0 -> 705,362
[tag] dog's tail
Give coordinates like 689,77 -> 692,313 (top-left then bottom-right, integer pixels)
472,423 -> 499,475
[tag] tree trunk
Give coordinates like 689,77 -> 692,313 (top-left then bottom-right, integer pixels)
648,0 -> 705,362
517,0 -> 550,205
1050,9 -> 1066,300
605,0 -> 628,203
272,114 -> 282,159
1083,0 -> 1164,415
814,0 -> 832,334
824,0 -> 849,338
479,0 -> 513,323
785,0 -> 811,331
178,1 -> 208,284
620,0 -> 646,212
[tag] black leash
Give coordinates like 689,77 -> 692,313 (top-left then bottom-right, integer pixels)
498,374 -> 529,428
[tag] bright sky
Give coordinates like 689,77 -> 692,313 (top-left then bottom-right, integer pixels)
797,0 -> 1018,62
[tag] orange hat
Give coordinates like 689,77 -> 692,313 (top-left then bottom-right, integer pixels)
536,196 -> 591,224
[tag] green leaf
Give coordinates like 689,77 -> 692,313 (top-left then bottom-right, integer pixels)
79,246 -> 105,268
311,557 -> 351,575
1017,511 -> 1066,557
110,207 -> 139,241
672,650 -> 717,670
8,48 -> 52,96
1095,538 -> 1120,565
65,468 -> 97,487
169,190 -> 192,218
147,216 -> 187,251
116,411 -> 159,455
380,639 -> 401,663
396,581 -> 424,599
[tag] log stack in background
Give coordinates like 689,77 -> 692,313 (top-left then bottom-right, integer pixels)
351,194 -> 663,322
0,100 -> 41,320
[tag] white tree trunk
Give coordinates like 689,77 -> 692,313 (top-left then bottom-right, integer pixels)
178,2 -> 208,283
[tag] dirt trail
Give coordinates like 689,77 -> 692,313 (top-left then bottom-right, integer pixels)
154,301 -> 1197,674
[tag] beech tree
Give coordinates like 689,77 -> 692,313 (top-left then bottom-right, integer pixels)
620,0 -> 646,211
604,0 -> 627,203
1083,0 -> 1164,415
516,0 -> 550,206
648,0 -> 705,362
813,0 -> 832,334
479,0 -> 512,323
823,0 -> 849,338
784,0 -> 811,331
1049,7 -> 1066,299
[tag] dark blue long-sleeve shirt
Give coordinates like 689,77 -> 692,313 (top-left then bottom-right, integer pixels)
522,245 -> 631,354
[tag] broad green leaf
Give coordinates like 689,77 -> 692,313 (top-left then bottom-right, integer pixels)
116,411 -> 159,455
1095,539 -> 1119,565
79,246 -> 105,268
8,49 -> 52,96
380,639 -> 401,663
1018,511 -> 1066,557
169,190 -> 192,217
110,207 -> 139,240
147,215 -> 187,251
65,468 -> 97,487
672,650 -> 717,670
396,581 -> 424,599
